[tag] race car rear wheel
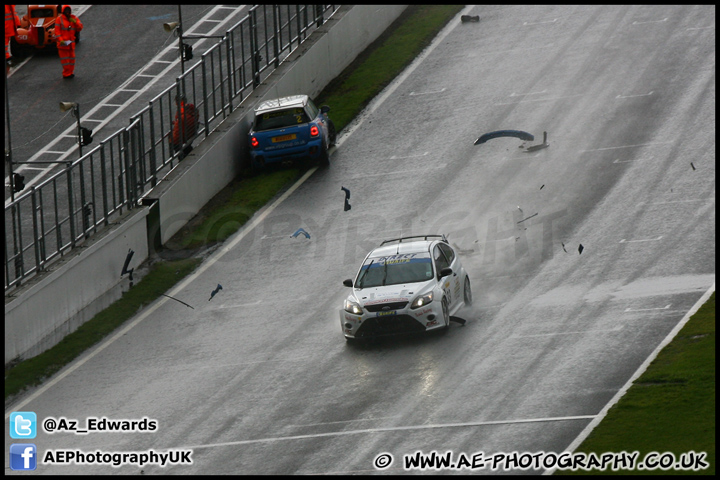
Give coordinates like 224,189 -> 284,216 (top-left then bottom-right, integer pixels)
464,277 -> 472,306
319,144 -> 330,168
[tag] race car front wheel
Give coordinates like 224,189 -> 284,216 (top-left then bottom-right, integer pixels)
464,277 -> 472,306
441,297 -> 450,330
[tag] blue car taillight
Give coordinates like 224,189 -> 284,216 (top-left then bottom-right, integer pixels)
310,125 -> 319,137
250,136 -> 259,148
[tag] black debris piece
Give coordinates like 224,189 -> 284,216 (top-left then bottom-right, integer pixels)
540,184 -> 545,190
517,212 -> 538,224
341,186 -> 351,210
209,284 -> 223,301
562,242 -> 567,253
121,249 -> 134,277
163,294 -> 194,309
475,130 -> 533,145
461,15 -> 480,23
691,162 -> 696,170
578,244 -> 584,255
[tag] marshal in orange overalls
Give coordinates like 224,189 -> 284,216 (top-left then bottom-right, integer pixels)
5,5 -> 21,63
55,5 -> 83,78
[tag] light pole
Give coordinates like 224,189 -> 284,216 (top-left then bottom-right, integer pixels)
59,102 -> 83,158
6,48 -> 15,202
163,5 -> 226,81
59,102 -> 92,159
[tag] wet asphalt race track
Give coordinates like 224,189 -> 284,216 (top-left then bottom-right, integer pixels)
5,5 -> 715,475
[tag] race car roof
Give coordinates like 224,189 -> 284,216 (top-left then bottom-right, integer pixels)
369,241 -> 432,258
255,95 -> 309,114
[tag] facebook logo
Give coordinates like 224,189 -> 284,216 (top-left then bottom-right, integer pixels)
10,444 -> 37,470
10,411 -> 37,439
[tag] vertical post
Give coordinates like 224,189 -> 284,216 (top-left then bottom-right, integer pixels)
177,4 -> 185,77
37,185 -> 46,263
6,58 -> 15,202
79,156 -> 88,236
31,188 -> 41,269
53,178 -> 62,253
66,163 -> 76,246
316,4 -> 324,27
99,145 -> 109,224
225,29 -> 234,113
75,104 -> 82,158
11,204 -> 21,280
250,8 -> 260,88
201,53 -> 210,135
272,5 -> 279,68
148,103 -> 157,186
175,78 -> 185,160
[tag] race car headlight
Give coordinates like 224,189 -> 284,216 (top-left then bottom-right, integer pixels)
410,292 -> 433,309
344,299 -> 363,315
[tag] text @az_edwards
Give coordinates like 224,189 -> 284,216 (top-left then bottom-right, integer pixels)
43,416 -> 157,434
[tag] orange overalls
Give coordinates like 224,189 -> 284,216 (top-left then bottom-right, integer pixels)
171,101 -> 200,151
5,5 -> 20,61
55,7 -> 83,77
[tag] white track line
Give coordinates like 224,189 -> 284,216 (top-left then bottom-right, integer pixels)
177,415 -> 596,451
543,283 -> 715,475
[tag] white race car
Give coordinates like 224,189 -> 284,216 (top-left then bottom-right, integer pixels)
340,235 -> 472,341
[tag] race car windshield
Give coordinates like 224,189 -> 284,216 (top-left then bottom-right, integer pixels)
355,254 -> 433,288
254,108 -> 310,131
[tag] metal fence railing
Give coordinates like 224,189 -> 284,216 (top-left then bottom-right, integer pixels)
5,5 -> 339,292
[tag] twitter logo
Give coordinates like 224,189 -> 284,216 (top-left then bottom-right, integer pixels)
10,412 -> 37,439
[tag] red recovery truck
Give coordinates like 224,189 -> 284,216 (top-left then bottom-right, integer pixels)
12,5 -> 80,53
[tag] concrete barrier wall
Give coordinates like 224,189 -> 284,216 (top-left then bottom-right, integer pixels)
5,208 -> 149,363
4,5 -> 407,365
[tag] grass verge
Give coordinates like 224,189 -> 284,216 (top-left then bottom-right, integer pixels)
557,292 -> 715,475
4,4 -> 465,400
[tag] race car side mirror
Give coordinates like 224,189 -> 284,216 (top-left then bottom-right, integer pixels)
343,279 -> 353,287
439,267 -> 453,278
320,105 -> 330,114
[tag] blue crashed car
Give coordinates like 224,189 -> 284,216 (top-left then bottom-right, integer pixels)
248,95 -> 336,169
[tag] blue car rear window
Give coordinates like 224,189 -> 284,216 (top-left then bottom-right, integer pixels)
254,108 -> 310,131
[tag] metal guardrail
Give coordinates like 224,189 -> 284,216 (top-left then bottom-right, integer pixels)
5,4 -> 339,292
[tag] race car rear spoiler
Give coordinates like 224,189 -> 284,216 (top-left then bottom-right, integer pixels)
380,234 -> 448,246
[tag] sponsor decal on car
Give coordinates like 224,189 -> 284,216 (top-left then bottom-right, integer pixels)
414,307 -> 432,317
364,297 -> 407,306
426,320 -> 438,327
374,253 -> 418,263
376,311 -> 397,317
